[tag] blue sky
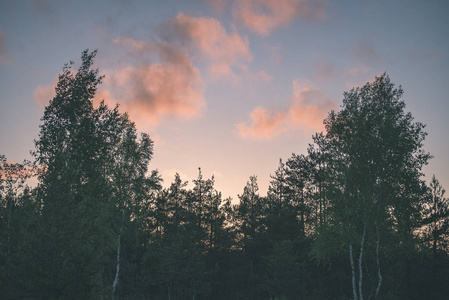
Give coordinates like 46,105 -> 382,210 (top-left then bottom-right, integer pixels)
1,0 -> 448,200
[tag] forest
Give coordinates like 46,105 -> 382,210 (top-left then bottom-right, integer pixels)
1,50 -> 448,300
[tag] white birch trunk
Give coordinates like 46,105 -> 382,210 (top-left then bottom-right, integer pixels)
345,177 -> 358,300
112,223 -> 123,300
349,242 -> 358,300
375,225 -> 382,299
358,223 -> 366,300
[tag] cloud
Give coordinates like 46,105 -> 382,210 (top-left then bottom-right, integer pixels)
34,77 -> 115,108
254,70 -> 272,82
33,75 -> 60,106
289,79 -> 336,129
33,84 -> 55,106
105,13 -> 253,126
163,13 -> 252,80
237,107 -> 288,139
35,13 -> 251,128
233,0 -> 326,36
237,79 -> 336,139
106,39 -> 205,126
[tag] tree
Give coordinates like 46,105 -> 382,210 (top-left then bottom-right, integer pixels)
234,176 -> 270,299
33,50 -> 159,299
314,74 -> 431,300
0,157 -> 40,298
421,175 -> 449,253
0,157 -> 31,257
285,153 -> 314,237
102,106 -> 159,299
418,175 -> 449,299
266,159 -> 301,244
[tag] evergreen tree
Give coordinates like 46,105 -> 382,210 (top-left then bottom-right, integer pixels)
234,176 -> 269,299
421,175 -> 449,253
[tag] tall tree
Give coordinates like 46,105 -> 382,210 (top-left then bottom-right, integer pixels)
314,74 -> 431,300
34,50 -> 109,298
234,176 -> 269,299
285,153 -> 314,237
419,175 -> 449,299
33,50 -> 159,299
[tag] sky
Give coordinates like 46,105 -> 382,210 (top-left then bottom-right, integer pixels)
1,0 -> 448,201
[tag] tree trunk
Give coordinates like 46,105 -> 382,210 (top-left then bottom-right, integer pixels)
349,242 -> 357,300
375,225 -> 382,299
358,223 -> 366,300
112,219 -> 124,300
345,177 -> 357,300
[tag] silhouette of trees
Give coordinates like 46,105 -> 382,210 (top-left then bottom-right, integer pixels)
311,74 -> 431,300
1,52 -> 448,300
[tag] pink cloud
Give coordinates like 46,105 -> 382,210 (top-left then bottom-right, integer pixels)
33,39 -> 205,129
255,70 -> 272,82
33,75 -> 60,106
237,79 -> 336,139
34,77 -> 113,108
237,107 -> 288,139
233,0 -> 326,36
164,13 -> 252,80
106,40 -> 205,127
34,13 -> 251,129
289,79 -> 335,129
105,13 -> 253,127
33,83 -> 55,106
110,64 -> 204,125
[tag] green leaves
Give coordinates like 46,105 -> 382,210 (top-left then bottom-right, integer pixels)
30,50 -> 160,299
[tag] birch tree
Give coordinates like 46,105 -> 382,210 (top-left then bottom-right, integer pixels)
34,50 -> 159,299
314,74 -> 430,300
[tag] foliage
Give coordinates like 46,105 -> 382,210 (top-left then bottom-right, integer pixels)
2,52 -> 448,300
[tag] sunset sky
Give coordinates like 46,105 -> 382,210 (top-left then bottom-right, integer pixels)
1,0 -> 448,201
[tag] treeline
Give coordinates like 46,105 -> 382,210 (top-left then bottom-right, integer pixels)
1,50 -> 448,300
